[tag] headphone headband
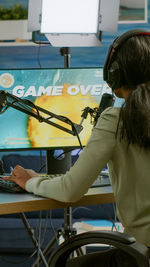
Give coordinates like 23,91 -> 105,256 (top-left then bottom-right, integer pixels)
103,29 -> 150,90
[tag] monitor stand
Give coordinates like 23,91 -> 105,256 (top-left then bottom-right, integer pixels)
46,149 -> 72,174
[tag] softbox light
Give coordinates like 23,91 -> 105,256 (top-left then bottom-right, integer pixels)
28,0 -> 120,47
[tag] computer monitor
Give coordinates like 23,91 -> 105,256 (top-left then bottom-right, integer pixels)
0,67 -> 124,173
0,67 -> 123,151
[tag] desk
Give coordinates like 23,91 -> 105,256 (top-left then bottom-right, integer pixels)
0,186 -> 115,267
0,186 -> 114,215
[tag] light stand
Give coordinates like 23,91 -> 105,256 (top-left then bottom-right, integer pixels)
46,47 -> 71,174
59,47 -> 76,245
60,47 -> 70,68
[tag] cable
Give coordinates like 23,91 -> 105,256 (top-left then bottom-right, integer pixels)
49,210 -> 59,244
37,43 -> 42,68
34,210 -> 50,248
39,211 -> 49,247
6,97 -> 42,123
18,99 -> 43,122
55,114 -> 83,149
37,115 -> 83,173
0,105 -> 9,114
35,31 -> 42,68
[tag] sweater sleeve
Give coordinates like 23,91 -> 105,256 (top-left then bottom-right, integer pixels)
25,107 -> 119,202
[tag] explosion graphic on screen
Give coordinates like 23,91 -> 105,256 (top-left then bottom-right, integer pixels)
27,84 -> 97,148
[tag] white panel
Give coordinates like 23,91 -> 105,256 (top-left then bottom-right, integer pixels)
0,20 -> 32,41
99,0 -> 120,33
46,33 -> 102,47
27,0 -> 42,32
41,0 -> 99,34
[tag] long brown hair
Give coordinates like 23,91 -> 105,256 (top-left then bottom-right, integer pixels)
115,35 -> 150,148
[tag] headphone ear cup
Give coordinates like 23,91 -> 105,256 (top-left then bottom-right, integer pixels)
108,61 -> 122,90
104,29 -> 150,90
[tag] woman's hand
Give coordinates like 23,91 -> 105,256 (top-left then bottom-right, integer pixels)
3,165 -> 39,190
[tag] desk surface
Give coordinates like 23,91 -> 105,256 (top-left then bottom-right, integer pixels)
0,186 -> 115,215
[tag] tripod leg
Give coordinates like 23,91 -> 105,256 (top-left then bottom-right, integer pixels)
32,206 -> 84,266
19,213 -> 49,267
32,229 -> 62,267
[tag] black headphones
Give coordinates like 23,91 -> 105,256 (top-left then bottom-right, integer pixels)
103,29 -> 150,91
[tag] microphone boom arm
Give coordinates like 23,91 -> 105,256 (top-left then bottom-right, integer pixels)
0,90 -> 83,136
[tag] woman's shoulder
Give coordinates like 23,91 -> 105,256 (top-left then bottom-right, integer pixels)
100,107 -> 120,120
96,107 -> 120,132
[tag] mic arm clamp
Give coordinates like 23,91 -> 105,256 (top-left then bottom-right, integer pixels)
0,90 -> 83,136
80,106 -> 98,125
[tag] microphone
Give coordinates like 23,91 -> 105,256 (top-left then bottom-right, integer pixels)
94,93 -> 115,126
79,107 -> 92,126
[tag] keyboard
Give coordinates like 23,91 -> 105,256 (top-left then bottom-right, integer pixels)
0,173 -> 62,193
91,174 -> 111,188
0,176 -> 25,193
0,174 -> 62,193
41,172 -> 111,188
0,171 -> 111,193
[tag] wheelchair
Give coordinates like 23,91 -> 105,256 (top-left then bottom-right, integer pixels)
48,230 -> 150,267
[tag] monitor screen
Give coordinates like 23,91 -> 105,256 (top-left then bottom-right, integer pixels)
0,68 -> 124,151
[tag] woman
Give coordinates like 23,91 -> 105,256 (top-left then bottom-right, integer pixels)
4,29 -> 150,265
